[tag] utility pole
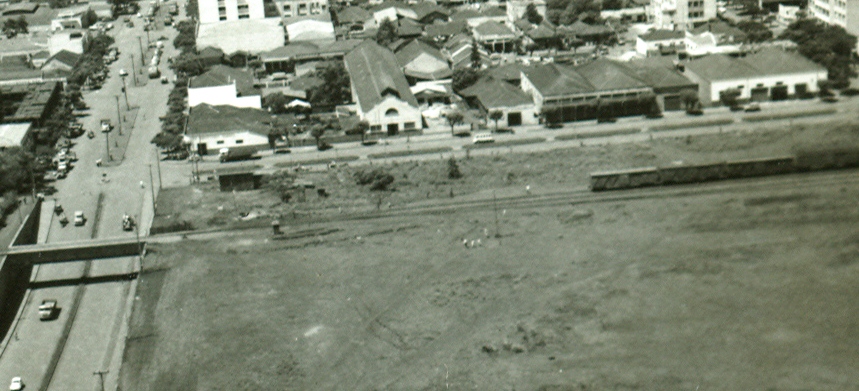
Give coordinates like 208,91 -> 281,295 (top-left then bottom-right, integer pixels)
148,164 -> 156,212
137,36 -> 145,68
105,127 -> 111,161
93,370 -> 108,391
130,54 -> 138,86
493,190 -> 501,243
154,147 -> 162,190
121,75 -> 129,110
115,95 -> 123,135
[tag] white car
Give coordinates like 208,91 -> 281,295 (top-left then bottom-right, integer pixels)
119,69 -> 129,77
9,377 -> 22,391
472,133 -> 495,144
74,211 -> 86,226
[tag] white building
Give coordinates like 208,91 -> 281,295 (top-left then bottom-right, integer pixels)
286,19 -> 335,42
184,104 -> 272,155
683,48 -> 828,105
636,29 -> 685,56
198,0 -> 265,24
344,40 -> 422,134
0,123 -> 33,150
809,0 -> 859,51
277,0 -> 329,18
506,0 -> 546,22
188,65 -> 262,108
196,18 -> 284,54
650,0 -> 716,30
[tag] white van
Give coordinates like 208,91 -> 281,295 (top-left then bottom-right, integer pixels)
472,133 -> 495,144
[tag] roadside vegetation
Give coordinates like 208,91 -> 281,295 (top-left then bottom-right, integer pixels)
780,19 -> 858,88
151,20 -> 198,149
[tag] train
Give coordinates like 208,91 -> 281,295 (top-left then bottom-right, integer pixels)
590,147 -> 859,191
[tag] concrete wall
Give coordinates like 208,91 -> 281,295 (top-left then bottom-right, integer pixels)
0,199 -> 42,341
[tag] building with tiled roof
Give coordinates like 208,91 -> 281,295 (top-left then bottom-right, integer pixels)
396,18 -> 423,38
343,40 -> 422,134
40,49 -> 79,75
683,48 -> 828,105
424,20 -> 467,43
0,81 -> 62,125
636,29 -> 686,56
690,20 -> 747,44
460,77 -> 537,126
184,104 -> 272,155
395,39 -> 452,82
628,57 -> 698,110
410,2 -> 448,23
444,33 -> 490,69
260,39 -> 362,73
371,1 -> 417,24
335,6 -> 372,33
449,7 -> 506,27
473,21 -> 517,53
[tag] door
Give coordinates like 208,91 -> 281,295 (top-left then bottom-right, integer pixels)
198,143 -> 208,155
794,83 -> 808,97
750,87 -> 769,102
387,123 -> 399,136
507,112 -> 522,126
663,95 -> 682,111
771,85 -> 788,101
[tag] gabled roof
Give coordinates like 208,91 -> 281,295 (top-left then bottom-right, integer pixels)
397,18 -> 424,37
473,21 -> 515,38
627,57 -> 696,90
424,20 -> 467,37
449,9 -> 482,21
336,6 -> 371,24
260,39 -> 363,61
395,39 -> 445,66
31,50 -> 50,59
685,54 -> 760,81
639,29 -> 684,41
190,65 -> 258,96
187,104 -> 271,136
526,24 -> 556,40
522,63 -> 594,96
45,49 -> 80,67
575,58 -> 649,91
742,47 -> 826,75
691,21 -> 747,40
411,2 -> 448,20
560,21 -> 613,37
198,46 -> 225,59
514,19 -> 533,32
344,40 -> 418,112
488,63 -> 525,81
460,77 -> 533,109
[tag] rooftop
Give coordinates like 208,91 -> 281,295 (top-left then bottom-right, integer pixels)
522,63 -> 594,96
460,77 -> 533,108
639,29 -> 685,41
473,21 -> 515,38
574,58 -> 649,91
335,6 -> 371,24
187,104 -> 272,136
46,49 -> 80,67
0,122 -> 31,148
343,40 -> 418,112
190,65 -> 259,96
423,20 -> 467,37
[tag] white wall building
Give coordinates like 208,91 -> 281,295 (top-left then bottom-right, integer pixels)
636,29 -> 685,55
650,0 -> 716,30
199,0 -> 265,24
188,83 -> 262,108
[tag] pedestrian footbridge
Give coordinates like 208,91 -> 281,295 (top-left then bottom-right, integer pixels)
0,237 -> 145,265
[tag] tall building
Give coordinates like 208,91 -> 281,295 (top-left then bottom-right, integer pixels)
809,0 -> 859,50
650,0 -> 716,30
199,0 -> 265,24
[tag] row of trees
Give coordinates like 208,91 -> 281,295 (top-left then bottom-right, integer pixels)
153,21 -> 199,149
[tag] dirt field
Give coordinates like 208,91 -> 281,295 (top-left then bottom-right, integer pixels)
123,170 -> 859,389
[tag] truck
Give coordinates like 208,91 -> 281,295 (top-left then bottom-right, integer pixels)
38,299 -> 58,321
218,147 -> 258,163
148,66 -> 161,79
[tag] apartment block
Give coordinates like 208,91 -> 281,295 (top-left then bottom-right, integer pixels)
199,0 -> 265,24
809,0 -> 859,50
650,0 -> 717,30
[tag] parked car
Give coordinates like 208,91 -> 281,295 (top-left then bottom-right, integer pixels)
821,96 -> 839,103
38,300 -> 59,321
119,69 -> 129,77
744,103 -> 761,112
73,211 -> 86,226
9,377 -> 22,391
317,141 -> 333,151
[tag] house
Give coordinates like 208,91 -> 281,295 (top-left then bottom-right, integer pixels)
0,2 -> 57,32
488,63 -> 525,85
777,4 -> 800,26
371,2 -> 417,25
690,20 -> 747,44
449,7 -> 507,28
460,77 -> 537,127
524,23 -> 559,49
343,40 -> 422,134
410,2 -> 448,24
558,21 -> 615,45
682,48 -> 828,105
197,46 -> 226,67
40,50 -> 79,75
423,20 -> 467,43
50,7 -> 88,31
29,50 -> 51,68
188,65 -> 262,108
287,19 -> 336,42
636,29 -> 685,56
410,80 -> 453,106
473,21 -> 517,53
0,123 -> 34,150
260,39 -> 362,73
396,18 -> 424,39
520,59 -> 656,122
601,6 -> 647,23
628,57 -> 698,111
184,104 -> 273,155
444,33 -> 490,69
395,39 -> 452,83
335,6 -> 372,33
0,82 -> 62,125
48,30 -> 86,55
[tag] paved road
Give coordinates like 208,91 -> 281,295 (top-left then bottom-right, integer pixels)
0,1 -> 179,390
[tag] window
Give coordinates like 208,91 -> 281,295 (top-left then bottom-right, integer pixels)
404,122 -> 415,129
756,83 -> 764,87
776,81 -> 783,85
238,14 -> 249,18
385,108 -> 399,117
216,140 -> 225,144
737,85 -> 744,89
220,16 -> 227,20
235,139 -> 244,144
370,125 -> 382,131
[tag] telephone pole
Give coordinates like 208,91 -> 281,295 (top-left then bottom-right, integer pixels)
93,370 -> 108,391
130,54 -> 138,86
154,147 -> 162,190
148,164 -> 156,211
115,95 -> 123,135
105,127 -> 111,161
137,36 -> 145,67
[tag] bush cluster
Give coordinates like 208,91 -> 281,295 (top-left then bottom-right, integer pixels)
354,168 -> 395,191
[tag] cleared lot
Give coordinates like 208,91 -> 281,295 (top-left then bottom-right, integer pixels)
122,173 -> 859,390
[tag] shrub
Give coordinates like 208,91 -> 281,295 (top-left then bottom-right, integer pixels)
448,157 -> 463,179
355,168 -> 395,190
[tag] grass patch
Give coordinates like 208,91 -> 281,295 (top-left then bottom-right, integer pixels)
555,128 -> 641,141
464,137 -> 546,150
742,108 -> 837,122
650,118 -> 734,132
367,146 -> 453,159
273,156 -> 360,168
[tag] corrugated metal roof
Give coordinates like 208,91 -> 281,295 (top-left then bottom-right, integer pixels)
344,40 -> 418,112
460,77 -> 533,108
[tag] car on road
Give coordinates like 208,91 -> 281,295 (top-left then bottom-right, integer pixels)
821,96 -> 839,103
73,211 -> 86,226
161,76 -> 169,84
9,377 -> 22,391
744,103 -> 761,112
101,119 -> 113,132
38,300 -> 59,321
119,69 -> 129,77
317,141 -> 333,151
122,215 -> 135,231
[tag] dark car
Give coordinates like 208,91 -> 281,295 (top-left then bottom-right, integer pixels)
597,117 -> 617,123
317,142 -> 333,151
744,103 -> 761,112
729,105 -> 744,112
821,96 -> 839,103
545,122 -> 563,129
686,109 -> 704,116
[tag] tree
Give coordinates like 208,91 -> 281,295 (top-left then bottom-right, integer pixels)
525,3 -> 543,24
780,19 -> 858,88
15,16 -> 27,34
82,10 -> 98,28
49,0 -> 70,8
310,125 -> 326,147
602,0 -> 624,10
346,120 -> 370,142
679,89 -> 700,111
263,92 -> 290,114
719,88 -> 741,107
736,20 -> 773,43
376,18 -> 397,47
452,67 -> 482,92
3,17 -> 27,38
308,63 -> 351,107
0,148 -> 34,194
445,111 -> 464,136
489,110 -> 504,131
470,38 -> 482,69
447,157 -> 463,179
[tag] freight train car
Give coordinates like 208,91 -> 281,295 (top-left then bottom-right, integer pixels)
590,167 -> 660,191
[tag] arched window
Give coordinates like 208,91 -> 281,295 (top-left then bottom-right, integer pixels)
385,108 -> 399,117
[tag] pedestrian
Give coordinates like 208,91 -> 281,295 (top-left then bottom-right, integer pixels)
526,185 -> 531,195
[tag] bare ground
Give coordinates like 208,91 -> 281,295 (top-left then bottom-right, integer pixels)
123,175 -> 859,390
